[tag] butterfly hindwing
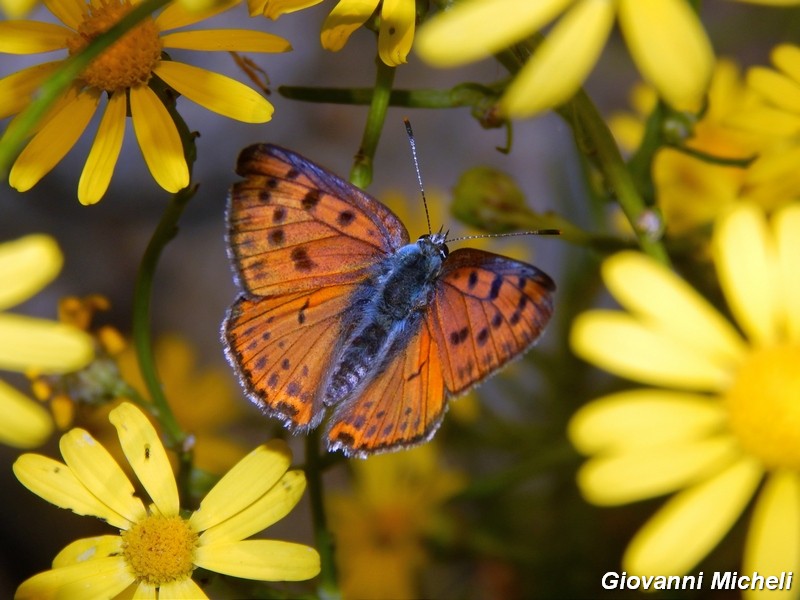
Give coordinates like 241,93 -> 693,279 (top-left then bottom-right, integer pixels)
223,284 -> 359,429
228,144 -> 410,297
326,318 -> 447,456
429,248 -> 555,394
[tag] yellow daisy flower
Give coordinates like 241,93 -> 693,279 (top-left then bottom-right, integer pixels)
568,201 -> 800,577
327,443 -> 464,599
250,0 -> 415,66
416,0 -> 713,118
14,401 -> 320,598
0,0 -> 291,204
0,235 -> 93,448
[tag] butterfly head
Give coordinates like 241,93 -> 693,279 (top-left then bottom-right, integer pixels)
417,231 -> 449,260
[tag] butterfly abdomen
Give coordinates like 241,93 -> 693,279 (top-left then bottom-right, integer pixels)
324,240 -> 444,406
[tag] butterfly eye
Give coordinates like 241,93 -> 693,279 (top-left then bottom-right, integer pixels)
439,244 -> 449,259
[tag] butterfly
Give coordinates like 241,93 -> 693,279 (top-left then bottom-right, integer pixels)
223,143 -> 556,457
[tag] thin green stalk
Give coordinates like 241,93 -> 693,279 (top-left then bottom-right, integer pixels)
0,0 -> 170,174
350,58 -> 396,188
566,90 -> 671,265
305,430 -> 341,600
132,187 -> 194,450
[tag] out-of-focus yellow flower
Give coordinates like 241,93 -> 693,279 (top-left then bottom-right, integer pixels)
14,402 -> 320,598
569,202 -> 800,578
735,44 -> 800,207
0,0 -> 37,17
0,0 -> 291,204
611,59 -> 766,235
250,0 -> 415,66
115,334 -> 249,474
328,443 -> 465,599
416,0 -> 713,118
0,235 -> 93,448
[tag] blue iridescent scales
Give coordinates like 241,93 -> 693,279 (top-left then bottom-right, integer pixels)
223,144 -> 555,457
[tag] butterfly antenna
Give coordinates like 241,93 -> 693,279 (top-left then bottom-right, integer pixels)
445,230 -> 561,244
404,118 -> 433,236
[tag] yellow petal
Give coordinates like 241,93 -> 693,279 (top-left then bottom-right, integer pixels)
59,428 -> 146,524
713,203 -> 780,346
129,84 -> 189,193
154,0 -> 238,30
618,0 -> 713,111
0,233 -> 61,310
15,556 -> 133,600
320,0 -> 377,52
0,21 -> 72,53
132,582 -> 157,599
194,540 -> 320,581
157,577 -> 208,599
0,61 -> 61,119
0,314 -> 94,373
415,0 -> 571,66
623,457 -> 763,575
501,0 -> 614,117
44,0 -> 84,29
78,91 -> 126,205
0,379 -> 53,448
190,439 -> 291,532
570,311 -> 733,391
52,535 -> 123,568
568,389 -> 727,454
9,87 -> 99,193
154,61 -> 273,123
13,454 -> 132,529
771,43 -> 800,85
199,470 -> 306,545
747,66 -> 800,114
108,402 -> 179,517
378,0 -> 414,66
602,251 -> 747,368
257,0 -> 324,18
577,435 -> 741,505
774,203 -> 800,342
161,29 -> 291,52
743,471 -> 800,600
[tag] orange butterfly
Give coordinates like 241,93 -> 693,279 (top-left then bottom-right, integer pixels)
223,144 -> 555,457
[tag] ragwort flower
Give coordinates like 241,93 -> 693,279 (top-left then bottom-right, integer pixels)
416,0 -> 713,118
569,202 -> 800,578
0,234 -> 93,448
251,0 -> 416,66
0,0 -> 291,204
14,401 -> 320,598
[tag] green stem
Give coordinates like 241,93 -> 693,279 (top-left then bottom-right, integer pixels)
279,83 -> 499,110
350,58 -> 396,188
0,0 -> 170,174
305,430 -> 341,600
132,187 -> 195,450
565,90 -> 670,265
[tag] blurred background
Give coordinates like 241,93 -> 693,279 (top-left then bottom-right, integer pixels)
2,1 -> 799,597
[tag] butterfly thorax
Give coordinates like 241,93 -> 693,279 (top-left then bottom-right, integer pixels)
324,234 -> 448,406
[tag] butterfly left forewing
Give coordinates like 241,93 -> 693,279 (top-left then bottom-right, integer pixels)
429,248 -> 555,394
326,319 -> 447,457
229,144 -> 409,297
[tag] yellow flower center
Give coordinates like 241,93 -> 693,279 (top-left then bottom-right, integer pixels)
725,344 -> 800,469
121,514 -> 198,586
66,0 -> 162,92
